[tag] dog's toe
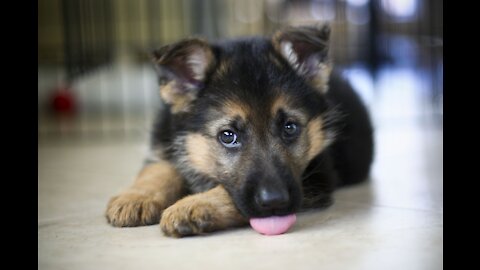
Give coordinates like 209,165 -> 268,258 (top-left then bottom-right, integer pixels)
106,193 -> 163,227
160,201 -> 216,237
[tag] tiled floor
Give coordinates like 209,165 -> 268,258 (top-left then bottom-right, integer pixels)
38,66 -> 443,270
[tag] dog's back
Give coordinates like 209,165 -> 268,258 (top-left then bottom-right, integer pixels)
325,71 -> 374,187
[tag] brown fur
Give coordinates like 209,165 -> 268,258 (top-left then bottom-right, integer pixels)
185,133 -> 218,178
160,185 -> 247,237
159,81 -> 197,113
271,95 -> 309,124
222,100 -> 248,121
306,116 -> 325,161
310,63 -> 332,92
270,95 -> 289,117
215,58 -> 232,79
270,95 -> 316,173
106,161 -> 185,227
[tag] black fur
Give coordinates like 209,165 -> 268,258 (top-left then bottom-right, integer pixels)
326,72 -> 375,186
150,27 -> 374,218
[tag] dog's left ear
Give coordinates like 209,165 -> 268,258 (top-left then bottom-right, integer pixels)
272,25 -> 332,93
152,38 -> 215,113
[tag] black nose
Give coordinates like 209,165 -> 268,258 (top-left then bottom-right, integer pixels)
255,186 -> 290,211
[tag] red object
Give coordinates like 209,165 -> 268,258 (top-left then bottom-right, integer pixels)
51,86 -> 76,114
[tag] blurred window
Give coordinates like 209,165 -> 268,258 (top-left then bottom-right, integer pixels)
381,0 -> 418,20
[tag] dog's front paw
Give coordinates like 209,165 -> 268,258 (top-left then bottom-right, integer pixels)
160,199 -> 217,237
106,193 -> 163,227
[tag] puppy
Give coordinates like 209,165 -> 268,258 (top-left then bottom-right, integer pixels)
106,25 -> 374,237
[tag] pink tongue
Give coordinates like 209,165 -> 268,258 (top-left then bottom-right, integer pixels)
249,214 -> 297,236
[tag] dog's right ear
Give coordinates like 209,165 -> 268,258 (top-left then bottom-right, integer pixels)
152,38 -> 215,113
272,25 -> 332,93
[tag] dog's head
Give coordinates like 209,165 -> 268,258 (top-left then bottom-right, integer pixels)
152,25 -> 335,218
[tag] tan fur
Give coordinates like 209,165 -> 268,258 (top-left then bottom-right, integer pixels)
185,133 -> 217,178
271,31 -> 285,59
270,95 -> 289,116
223,100 -> 248,120
159,81 -> 197,114
271,95 -> 309,125
306,116 -> 326,161
310,63 -> 333,93
215,58 -> 232,78
160,185 -> 247,237
200,100 -> 248,136
106,161 -> 185,227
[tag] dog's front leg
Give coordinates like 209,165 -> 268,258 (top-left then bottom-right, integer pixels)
160,185 -> 247,237
106,160 -> 185,227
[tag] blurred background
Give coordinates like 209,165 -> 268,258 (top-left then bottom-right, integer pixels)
38,3 -> 443,268
38,0 -> 443,144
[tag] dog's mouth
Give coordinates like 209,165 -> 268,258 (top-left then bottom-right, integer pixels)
245,196 -> 299,235
249,214 -> 297,235
235,194 -> 299,235
226,172 -> 302,235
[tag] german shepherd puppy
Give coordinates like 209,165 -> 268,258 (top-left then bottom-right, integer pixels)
106,25 -> 374,237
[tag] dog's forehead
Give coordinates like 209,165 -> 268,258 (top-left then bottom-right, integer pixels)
207,93 -> 308,129
212,39 -> 286,84
199,39 -> 324,127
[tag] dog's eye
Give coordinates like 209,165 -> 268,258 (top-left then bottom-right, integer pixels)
218,130 -> 241,148
284,122 -> 299,136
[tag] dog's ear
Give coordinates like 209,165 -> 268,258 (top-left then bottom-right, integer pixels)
152,38 -> 215,113
272,25 -> 332,93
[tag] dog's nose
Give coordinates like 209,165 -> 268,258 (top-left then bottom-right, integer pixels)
255,186 -> 290,211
